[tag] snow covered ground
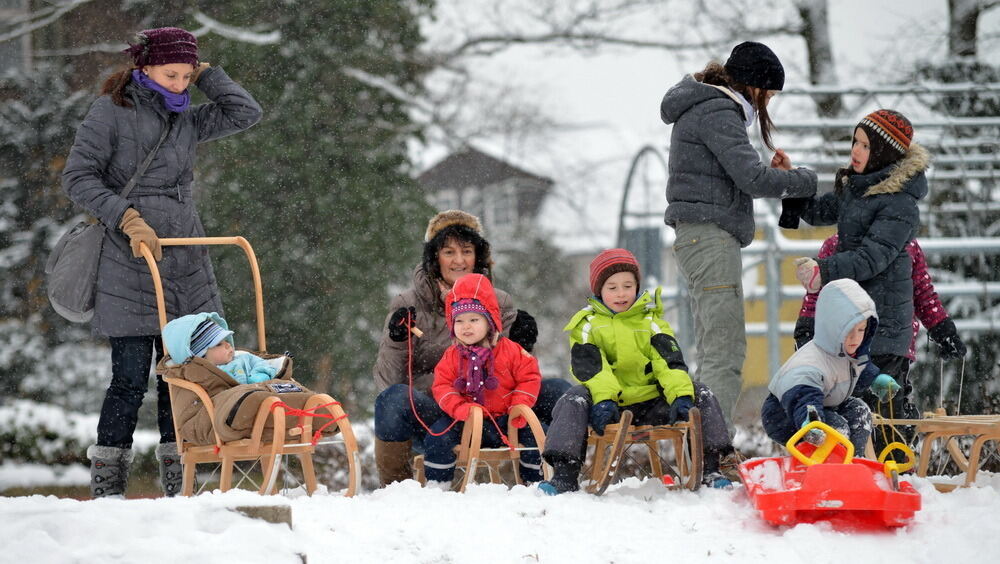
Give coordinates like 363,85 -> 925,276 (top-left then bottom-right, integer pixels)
3,471 -> 1000,564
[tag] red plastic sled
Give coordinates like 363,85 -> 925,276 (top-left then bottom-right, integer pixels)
739,421 -> 921,529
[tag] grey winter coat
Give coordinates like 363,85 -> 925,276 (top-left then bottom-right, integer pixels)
798,144 -> 930,358
62,67 -> 262,337
372,265 -> 516,395
660,75 -> 817,247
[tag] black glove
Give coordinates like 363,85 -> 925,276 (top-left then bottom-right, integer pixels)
793,316 -> 815,350
387,306 -> 417,342
779,197 -> 810,229
589,400 -> 620,436
928,318 -> 966,360
570,343 -> 603,382
509,309 -> 538,352
668,396 -> 694,424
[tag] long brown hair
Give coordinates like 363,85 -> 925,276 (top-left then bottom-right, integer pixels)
100,67 -> 136,108
694,62 -> 776,150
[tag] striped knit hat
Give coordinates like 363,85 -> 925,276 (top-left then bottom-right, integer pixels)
124,27 -> 199,68
857,109 -> 913,172
190,319 -> 233,358
589,248 -> 640,295
450,298 -> 494,328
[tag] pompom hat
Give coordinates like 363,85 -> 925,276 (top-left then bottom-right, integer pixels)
123,27 -> 199,68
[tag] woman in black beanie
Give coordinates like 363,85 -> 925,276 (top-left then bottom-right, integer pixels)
659,41 -> 818,426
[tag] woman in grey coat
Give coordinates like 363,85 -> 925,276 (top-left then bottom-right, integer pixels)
61,27 -> 262,498
660,41 -> 817,426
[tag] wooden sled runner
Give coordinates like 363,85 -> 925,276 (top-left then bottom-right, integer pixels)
142,237 -> 361,497
584,407 -> 704,495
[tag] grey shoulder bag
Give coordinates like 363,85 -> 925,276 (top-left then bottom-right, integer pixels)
46,116 -> 175,323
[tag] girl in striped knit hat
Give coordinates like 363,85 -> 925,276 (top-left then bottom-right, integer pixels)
790,109 -> 932,459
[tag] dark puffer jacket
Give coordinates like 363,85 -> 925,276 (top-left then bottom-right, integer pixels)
798,144 -> 930,358
62,67 -> 262,336
660,75 -> 817,247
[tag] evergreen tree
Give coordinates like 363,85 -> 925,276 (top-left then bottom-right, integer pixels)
192,1 -> 436,412
0,62 -> 96,403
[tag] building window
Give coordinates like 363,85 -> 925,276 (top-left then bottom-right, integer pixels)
486,182 -> 517,230
460,186 -> 483,219
433,188 -> 458,212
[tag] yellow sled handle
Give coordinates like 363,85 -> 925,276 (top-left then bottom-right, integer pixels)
878,442 -> 916,477
787,420 -> 855,466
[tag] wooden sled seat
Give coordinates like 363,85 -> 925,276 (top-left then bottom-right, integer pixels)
415,405 -> 550,492
585,407 -> 704,495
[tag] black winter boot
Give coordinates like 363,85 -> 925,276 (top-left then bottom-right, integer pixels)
87,445 -> 134,499
538,455 -> 581,495
156,442 -> 182,497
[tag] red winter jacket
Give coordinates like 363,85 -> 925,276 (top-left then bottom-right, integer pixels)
799,236 -> 949,360
433,274 -> 541,418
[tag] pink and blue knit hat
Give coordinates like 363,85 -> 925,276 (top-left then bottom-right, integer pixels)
450,298 -> 494,328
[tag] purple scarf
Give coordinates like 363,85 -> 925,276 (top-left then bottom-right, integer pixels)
454,344 -> 497,406
132,69 -> 190,113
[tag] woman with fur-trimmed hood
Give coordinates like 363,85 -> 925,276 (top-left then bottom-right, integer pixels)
788,109 -> 929,428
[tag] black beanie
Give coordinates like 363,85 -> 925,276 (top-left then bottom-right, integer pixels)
724,41 -> 785,91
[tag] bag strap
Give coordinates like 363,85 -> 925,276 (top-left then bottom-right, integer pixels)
120,113 -> 176,201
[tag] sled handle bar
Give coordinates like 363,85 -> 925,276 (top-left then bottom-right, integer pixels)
139,237 -> 266,352
787,420 -> 855,466
878,442 -> 916,477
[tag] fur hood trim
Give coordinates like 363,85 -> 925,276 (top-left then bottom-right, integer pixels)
424,210 -> 484,242
863,143 -> 930,197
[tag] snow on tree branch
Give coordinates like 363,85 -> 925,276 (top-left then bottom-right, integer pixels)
0,0 -> 93,43
191,11 -> 281,45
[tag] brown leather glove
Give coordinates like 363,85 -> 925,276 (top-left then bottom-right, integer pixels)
119,207 -> 161,261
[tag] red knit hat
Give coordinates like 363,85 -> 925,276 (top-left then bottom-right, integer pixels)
123,27 -> 199,68
589,248 -> 640,295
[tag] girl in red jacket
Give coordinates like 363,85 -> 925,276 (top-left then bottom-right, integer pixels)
424,273 -> 543,485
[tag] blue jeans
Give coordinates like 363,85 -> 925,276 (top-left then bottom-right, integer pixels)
423,414 -> 541,483
97,336 -> 174,449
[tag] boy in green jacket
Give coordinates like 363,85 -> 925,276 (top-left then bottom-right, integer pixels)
539,249 -> 737,494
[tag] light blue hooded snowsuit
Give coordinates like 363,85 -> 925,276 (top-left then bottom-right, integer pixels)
161,312 -> 275,384
761,279 -> 880,453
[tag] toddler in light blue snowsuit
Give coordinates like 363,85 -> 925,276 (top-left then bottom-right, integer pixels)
162,312 -> 276,385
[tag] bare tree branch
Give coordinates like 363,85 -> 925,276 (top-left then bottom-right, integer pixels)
0,0 -> 93,43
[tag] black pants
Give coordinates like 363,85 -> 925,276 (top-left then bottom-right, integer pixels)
868,354 -> 917,458
97,336 -> 174,448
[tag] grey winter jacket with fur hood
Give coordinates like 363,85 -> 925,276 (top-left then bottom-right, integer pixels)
798,144 -> 930,358
62,67 -> 262,336
660,75 -> 817,247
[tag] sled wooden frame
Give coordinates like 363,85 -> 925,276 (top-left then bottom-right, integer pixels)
414,405 -> 550,492
141,238 -> 361,497
873,411 -> 1000,492
584,407 -> 704,495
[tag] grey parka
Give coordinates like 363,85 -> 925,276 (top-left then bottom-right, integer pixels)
62,67 -> 262,336
660,75 -> 817,247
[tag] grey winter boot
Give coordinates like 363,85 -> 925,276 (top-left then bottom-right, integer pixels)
87,445 -> 134,499
375,438 -> 413,487
156,442 -> 182,497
